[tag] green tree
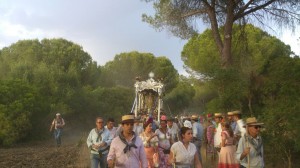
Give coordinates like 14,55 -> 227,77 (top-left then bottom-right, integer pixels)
0,80 -> 40,146
103,51 -> 178,93
182,24 -> 292,113
164,76 -> 195,115
143,0 -> 300,68
261,56 -> 300,167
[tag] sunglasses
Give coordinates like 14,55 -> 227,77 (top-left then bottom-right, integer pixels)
250,125 -> 261,129
96,121 -> 103,124
125,123 -> 134,126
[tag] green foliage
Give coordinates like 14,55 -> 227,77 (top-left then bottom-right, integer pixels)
260,56 -> 300,166
182,24 -> 292,113
0,80 -> 38,145
103,51 -> 178,93
164,77 -> 195,115
0,40 -> 182,146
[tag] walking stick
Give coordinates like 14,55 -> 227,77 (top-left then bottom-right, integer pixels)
245,125 -> 250,168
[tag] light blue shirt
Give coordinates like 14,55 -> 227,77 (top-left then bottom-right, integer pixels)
87,127 -> 113,154
192,122 -> 203,140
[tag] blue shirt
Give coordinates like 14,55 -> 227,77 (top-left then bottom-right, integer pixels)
87,127 -> 113,154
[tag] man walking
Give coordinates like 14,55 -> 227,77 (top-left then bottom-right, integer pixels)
236,117 -> 265,168
107,114 -> 147,168
49,113 -> 65,147
87,117 -> 112,168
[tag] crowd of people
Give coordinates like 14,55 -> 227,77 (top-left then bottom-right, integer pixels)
49,111 -> 264,168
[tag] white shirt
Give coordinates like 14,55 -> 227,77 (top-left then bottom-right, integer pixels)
214,123 -> 222,147
155,128 -> 171,149
168,123 -> 179,141
234,119 -> 246,137
171,141 -> 197,164
236,135 -> 264,168
107,135 -> 147,168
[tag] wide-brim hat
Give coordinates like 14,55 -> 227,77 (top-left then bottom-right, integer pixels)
214,113 -> 222,117
191,115 -> 198,120
232,110 -> 241,115
227,111 -> 235,116
243,117 -> 264,127
122,114 -> 135,124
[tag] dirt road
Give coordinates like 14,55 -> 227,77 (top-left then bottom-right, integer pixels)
0,131 -> 90,168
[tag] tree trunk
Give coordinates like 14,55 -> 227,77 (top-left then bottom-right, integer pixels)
208,2 -> 234,69
221,2 -> 235,68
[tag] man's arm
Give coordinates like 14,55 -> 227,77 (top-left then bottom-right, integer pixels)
107,139 -> 116,168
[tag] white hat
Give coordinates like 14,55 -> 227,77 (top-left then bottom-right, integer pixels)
183,120 -> 192,128
56,113 -> 61,116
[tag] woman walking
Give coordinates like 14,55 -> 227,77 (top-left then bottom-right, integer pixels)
140,117 -> 159,167
168,123 -> 202,168
155,115 -> 173,168
218,122 -> 239,168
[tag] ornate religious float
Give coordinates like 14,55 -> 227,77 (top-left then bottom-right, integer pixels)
131,72 -> 164,122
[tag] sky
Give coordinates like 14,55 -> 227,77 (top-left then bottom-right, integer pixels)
0,0 -> 299,75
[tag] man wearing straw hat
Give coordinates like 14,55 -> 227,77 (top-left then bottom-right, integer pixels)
236,117 -> 265,168
107,114 -> 147,168
227,111 -> 237,131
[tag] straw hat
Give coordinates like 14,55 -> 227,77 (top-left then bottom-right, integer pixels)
214,113 -> 222,117
232,110 -> 241,115
244,117 -> 264,127
227,111 -> 235,116
122,114 -> 135,124
191,115 -> 198,120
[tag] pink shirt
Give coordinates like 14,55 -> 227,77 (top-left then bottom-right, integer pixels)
107,135 -> 147,168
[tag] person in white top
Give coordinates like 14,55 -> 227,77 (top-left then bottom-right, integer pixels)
232,110 -> 246,143
213,113 -> 223,152
168,125 -> 202,168
49,113 -> 65,147
167,117 -> 179,142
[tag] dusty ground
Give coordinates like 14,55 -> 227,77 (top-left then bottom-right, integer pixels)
0,131 -> 90,168
0,137 -> 216,168
0,139 -> 282,168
